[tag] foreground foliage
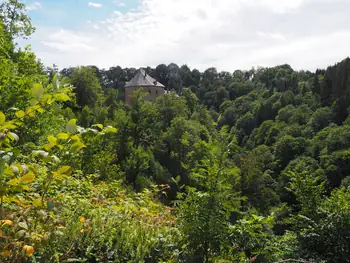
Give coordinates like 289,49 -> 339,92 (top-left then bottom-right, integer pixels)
2,1 -> 350,262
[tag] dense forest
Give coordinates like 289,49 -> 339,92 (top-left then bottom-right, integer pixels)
1,1 -> 350,262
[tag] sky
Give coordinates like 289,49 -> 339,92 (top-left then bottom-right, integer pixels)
20,0 -> 350,71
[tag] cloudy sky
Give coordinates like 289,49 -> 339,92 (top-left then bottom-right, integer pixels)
22,0 -> 350,71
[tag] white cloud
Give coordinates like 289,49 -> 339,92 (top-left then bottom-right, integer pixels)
26,2 -> 42,11
113,0 -> 126,7
88,2 -> 102,8
28,0 -> 350,71
41,29 -> 97,52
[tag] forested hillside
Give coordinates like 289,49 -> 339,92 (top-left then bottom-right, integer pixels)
1,1 -> 350,262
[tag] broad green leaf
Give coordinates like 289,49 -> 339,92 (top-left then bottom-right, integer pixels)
20,172 -> 35,183
104,126 -> 118,133
31,83 -> 44,99
7,178 -> 19,185
57,133 -> 69,140
15,110 -> 25,119
54,93 -> 70,102
37,107 -> 44,113
52,171 -> 68,181
18,222 -> 28,230
30,99 -> 39,106
48,135 -> 57,145
8,132 -> 19,142
58,166 -> 72,176
43,155 -> 56,163
9,196 -> 26,206
44,143 -> 55,151
53,74 -> 59,90
57,144 -> 64,150
21,185 -> 30,191
0,112 -> 5,125
32,199 -> 43,207
17,230 -> 26,238
70,142 -> 86,153
66,119 -> 77,134
25,107 -> 36,117
70,135 -> 80,141
42,94 -> 53,104
3,122 -> 17,129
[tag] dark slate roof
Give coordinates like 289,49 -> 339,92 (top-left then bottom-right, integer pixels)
125,69 -> 165,88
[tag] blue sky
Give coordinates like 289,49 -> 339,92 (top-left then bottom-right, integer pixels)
21,0 -> 350,71
26,0 -> 137,29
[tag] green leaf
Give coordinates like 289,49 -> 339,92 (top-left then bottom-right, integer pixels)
104,126 -> 118,133
15,110 -> 25,119
48,135 -> 57,145
20,172 -> 35,183
7,178 -> 19,185
3,122 -> 17,129
53,74 -> 59,90
8,132 -> 19,142
66,119 -> 77,134
70,135 -> 80,141
70,142 -> 86,153
31,83 -> 44,99
54,93 -> 70,102
57,133 -> 70,140
58,166 -> 73,176
52,172 -> 68,181
18,222 -> 28,230
0,112 -> 5,125
32,199 -> 43,207
44,143 -> 55,151
25,107 -> 36,117
42,94 -> 53,104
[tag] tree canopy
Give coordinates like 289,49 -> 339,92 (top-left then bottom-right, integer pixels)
1,2 -> 350,262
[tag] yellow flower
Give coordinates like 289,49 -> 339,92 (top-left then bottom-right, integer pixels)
23,245 -> 35,257
79,217 -> 86,223
0,250 -> 11,257
0,220 -> 14,227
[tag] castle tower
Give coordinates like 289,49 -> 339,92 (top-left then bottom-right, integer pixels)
124,68 -> 166,104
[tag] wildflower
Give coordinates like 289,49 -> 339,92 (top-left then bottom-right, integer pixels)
79,217 -> 86,223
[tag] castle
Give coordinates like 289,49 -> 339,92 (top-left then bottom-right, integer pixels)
124,68 -> 166,104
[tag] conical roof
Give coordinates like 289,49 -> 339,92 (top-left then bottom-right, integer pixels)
125,69 -> 165,88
